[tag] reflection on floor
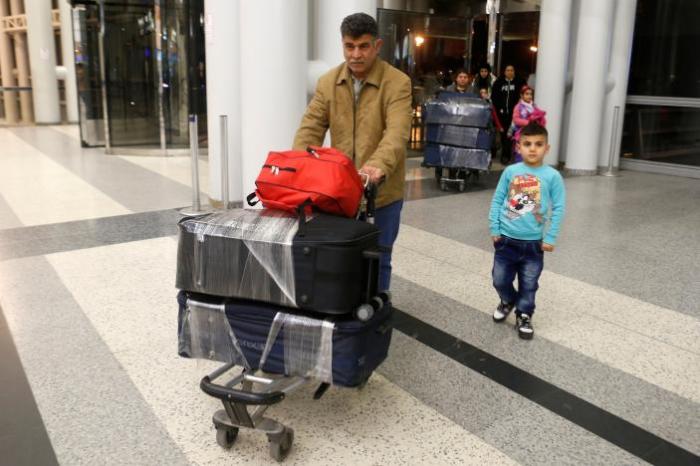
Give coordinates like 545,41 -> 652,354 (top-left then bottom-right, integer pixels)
0,125 -> 698,465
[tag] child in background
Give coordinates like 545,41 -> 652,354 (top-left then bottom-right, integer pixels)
509,85 -> 546,163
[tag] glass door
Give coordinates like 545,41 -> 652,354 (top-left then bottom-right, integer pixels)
102,2 -> 161,147
73,3 -> 105,147
69,0 -> 205,152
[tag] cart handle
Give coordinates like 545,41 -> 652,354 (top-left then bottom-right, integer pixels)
200,376 -> 286,406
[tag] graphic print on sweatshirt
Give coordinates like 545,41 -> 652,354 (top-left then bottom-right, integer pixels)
505,174 -> 543,223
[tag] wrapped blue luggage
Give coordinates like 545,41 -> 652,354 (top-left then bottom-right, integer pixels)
177,291 -> 392,387
426,124 -> 492,150
423,93 -> 492,128
424,143 -> 491,171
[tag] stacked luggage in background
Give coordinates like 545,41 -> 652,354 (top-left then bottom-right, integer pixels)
176,147 -> 392,461
423,92 -> 493,192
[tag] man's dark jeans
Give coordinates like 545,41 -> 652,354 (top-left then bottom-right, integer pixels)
374,199 -> 403,292
492,236 -> 544,315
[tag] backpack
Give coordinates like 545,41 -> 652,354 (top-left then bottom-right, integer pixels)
246,146 -> 364,218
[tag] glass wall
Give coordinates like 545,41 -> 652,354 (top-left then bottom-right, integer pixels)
621,104 -> 700,166
627,0 -> 700,98
496,12 -> 538,80
623,0 -> 700,169
73,4 -> 105,146
103,3 -> 161,147
378,8 -> 472,106
72,0 -> 206,152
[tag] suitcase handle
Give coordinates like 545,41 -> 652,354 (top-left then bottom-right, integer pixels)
295,199 -> 316,236
200,376 -> 286,406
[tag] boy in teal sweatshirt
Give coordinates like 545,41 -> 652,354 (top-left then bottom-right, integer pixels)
488,123 -> 566,339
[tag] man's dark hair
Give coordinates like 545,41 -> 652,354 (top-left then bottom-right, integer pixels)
454,68 -> 468,76
520,122 -> 548,140
340,13 -> 378,38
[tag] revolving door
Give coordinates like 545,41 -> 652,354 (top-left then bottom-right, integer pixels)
70,0 -> 206,154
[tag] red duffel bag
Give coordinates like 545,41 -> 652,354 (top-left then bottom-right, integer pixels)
246,146 -> 364,218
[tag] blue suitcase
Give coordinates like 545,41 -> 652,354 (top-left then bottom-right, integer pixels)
424,143 -> 491,171
426,124 -> 492,150
177,291 -> 392,387
424,92 -> 492,128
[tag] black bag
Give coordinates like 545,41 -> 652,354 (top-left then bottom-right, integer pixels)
177,291 -> 393,387
176,209 -> 381,316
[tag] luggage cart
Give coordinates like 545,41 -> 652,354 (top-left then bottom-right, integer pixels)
432,166 -> 481,192
196,294 -> 392,462
200,364 -> 304,462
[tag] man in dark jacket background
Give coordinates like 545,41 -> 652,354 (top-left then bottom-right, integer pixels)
491,65 -> 526,164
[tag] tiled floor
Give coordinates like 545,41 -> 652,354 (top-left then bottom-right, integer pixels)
0,125 -> 698,465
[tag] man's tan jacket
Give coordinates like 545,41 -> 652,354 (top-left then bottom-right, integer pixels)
293,59 -> 413,208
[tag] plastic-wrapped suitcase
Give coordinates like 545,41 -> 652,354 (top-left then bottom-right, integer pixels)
426,124 -> 492,150
423,92 -> 492,128
177,291 -> 392,387
424,143 -> 491,171
176,209 -> 381,316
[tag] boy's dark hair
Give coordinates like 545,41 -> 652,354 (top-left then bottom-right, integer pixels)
520,122 -> 548,140
340,13 -> 378,39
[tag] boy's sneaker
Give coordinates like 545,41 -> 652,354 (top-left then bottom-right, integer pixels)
493,302 -> 514,322
515,313 -> 534,340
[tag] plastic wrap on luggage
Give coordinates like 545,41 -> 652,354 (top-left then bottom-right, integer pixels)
259,312 -> 334,384
426,124 -> 492,150
178,297 -> 251,369
177,291 -> 392,387
424,143 -> 491,171
177,209 -> 299,306
178,293 -> 334,384
424,94 -> 492,128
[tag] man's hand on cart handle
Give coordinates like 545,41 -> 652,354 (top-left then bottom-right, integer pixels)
359,165 -> 384,185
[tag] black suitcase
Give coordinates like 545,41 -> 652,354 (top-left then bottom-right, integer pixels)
426,124 -> 492,150
176,209 -> 381,316
424,143 -> 491,171
177,291 -> 393,387
424,93 -> 492,128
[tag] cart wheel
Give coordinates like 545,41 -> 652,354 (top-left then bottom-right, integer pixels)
458,181 -> 466,192
269,427 -> 294,462
439,181 -> 448,191
216,426 -> 239,450
355,304 -> 374,322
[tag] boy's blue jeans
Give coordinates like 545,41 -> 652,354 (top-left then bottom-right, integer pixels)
373,200 -> 403,292
492,236 -> 544,315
